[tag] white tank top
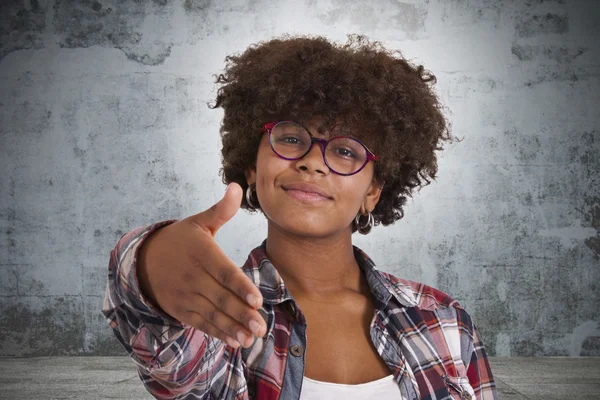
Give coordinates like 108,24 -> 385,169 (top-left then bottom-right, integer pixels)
299,374 -> 404,399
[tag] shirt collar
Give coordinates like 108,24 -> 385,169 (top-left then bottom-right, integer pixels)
241,240 -> 419,309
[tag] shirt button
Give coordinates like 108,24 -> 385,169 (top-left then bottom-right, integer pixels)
289,344 -> 304,357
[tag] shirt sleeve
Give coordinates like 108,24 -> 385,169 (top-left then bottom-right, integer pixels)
101,219 -> 229,398
465,320 -> 499,400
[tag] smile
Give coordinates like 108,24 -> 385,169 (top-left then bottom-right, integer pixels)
283,188 -> 331,202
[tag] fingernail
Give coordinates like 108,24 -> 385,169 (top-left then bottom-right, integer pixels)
236,330 -> 249,346
246,294 -> 258,308
225,336 -> 240,348
249,319 -> 261,336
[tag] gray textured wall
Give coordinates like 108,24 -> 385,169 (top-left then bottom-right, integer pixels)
0,0 -> 598,357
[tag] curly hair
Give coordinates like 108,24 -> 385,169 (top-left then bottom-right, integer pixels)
208,33 -> 458,230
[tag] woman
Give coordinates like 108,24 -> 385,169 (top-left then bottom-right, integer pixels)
102,34 -> 498,399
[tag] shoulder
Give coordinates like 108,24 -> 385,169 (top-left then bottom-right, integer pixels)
378,270 -> 466,312
378,270 -> 480,356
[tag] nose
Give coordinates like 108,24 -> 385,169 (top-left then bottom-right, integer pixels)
295,139 -> 329,175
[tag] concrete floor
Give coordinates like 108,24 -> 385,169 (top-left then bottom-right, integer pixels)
0,356 -> 599,399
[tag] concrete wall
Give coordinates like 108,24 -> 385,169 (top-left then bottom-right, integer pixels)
0,0 -> 598,357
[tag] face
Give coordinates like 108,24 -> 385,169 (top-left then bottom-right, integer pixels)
246,117 -> 382,238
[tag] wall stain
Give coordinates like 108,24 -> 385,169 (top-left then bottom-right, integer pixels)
0,299 -> 84,356
0,0 -> 46,61
473,298 -> 513,357
583,236 -> 600,260
512,331 -> 545,356
91,1 -> 103,12
587,199 -> 600,231
125,45 -> 172,66
53,0 -> 172,66
522,66 -> 591,87
512,44 -> 587,63
570,321 -> 600,356
524,0 -> 565,5
581,336 -> 600,356
515,13 -> 569,38
316,0 -> 427,38
578,130 -> 600,257
583,196 -> 600,258
0,296 -> 126,356
184,0 -> 212,13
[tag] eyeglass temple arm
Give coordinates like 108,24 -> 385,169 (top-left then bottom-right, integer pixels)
263,122 -> 277,131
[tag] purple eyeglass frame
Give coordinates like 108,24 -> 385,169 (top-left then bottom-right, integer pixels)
262,121 -> 378,176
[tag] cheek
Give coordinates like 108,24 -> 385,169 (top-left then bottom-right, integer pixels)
339,181 -> 368,210
341,173 -> 377,216
255,143 -> 284,183
254,143 -> 290,208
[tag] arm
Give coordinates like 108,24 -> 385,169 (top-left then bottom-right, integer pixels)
101,220 -> 227,398
465,321 -> 499,400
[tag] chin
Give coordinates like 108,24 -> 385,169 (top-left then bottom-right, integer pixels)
268,213 -> 347,239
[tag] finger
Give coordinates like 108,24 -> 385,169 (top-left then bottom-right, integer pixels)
194,244 -> 263,309
187,293 -> 261,348
185,311 -> 242,349
193,270 -> 267,338
189,183 -> 243,236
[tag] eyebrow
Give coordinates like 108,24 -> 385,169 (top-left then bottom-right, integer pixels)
295,119 -> 366,143
304,123 -> 355,139
317,128 -> 363,142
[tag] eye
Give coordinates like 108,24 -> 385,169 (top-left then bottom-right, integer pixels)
333,146 -> 358,159
282,136 -> 301,144
277,134 -> 306,145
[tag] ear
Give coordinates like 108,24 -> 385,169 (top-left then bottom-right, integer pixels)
245,166 -> 257,186
364,178 -> 383,213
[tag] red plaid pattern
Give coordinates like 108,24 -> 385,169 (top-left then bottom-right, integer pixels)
103,220 -> 498,399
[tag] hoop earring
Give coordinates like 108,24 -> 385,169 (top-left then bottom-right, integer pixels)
354,211 -> 374,235
245,183 -> 258,209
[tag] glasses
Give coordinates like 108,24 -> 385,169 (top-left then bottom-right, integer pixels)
262,121 -> 378,176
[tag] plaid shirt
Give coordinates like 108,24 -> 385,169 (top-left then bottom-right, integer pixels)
102,220 -> 498,400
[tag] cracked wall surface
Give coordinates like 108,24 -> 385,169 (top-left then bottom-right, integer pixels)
0,0 -> 599,357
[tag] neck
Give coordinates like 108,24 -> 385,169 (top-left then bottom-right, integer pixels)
264,221 -> 364,300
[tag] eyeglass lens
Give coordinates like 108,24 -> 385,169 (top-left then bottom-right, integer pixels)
269,121 -> 368,175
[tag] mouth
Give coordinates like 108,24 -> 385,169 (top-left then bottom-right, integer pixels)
283,189 -> 330,202
281,182 -> 333,202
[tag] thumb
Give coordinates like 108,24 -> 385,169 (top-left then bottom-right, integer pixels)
192,183 -> 243,236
